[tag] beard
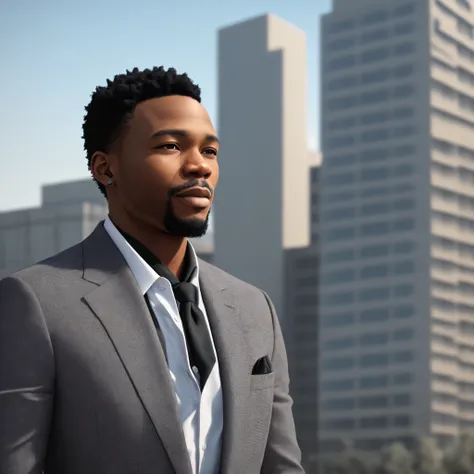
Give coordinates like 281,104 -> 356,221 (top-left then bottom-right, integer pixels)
163,200 -> 210,238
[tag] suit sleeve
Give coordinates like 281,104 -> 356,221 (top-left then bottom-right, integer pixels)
0,276 -> 54,474
260,291 -> 305,473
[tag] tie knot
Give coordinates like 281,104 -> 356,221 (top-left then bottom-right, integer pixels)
173,282 -> 199,304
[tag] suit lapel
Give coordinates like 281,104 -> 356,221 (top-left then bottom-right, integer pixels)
82,224 -> 192,474
199,262 -> 251,474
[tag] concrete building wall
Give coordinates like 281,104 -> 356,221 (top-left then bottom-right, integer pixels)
214,14 -> 309,315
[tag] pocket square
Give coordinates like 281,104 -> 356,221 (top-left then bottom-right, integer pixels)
252,355 -> 272,375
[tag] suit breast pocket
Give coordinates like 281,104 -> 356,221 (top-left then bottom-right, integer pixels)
250,372 -> 275,391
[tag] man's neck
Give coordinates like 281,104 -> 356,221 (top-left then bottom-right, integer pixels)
108,214 -> 188,278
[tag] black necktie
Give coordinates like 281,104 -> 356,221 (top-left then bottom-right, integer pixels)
119,230 -> 216,390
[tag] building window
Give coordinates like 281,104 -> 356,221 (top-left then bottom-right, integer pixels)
360,221 -> 390,236
393,84 -> 414,97
393,260 -> 415,275
360,202 -> 390,217
393,350 -> 414,363
361,264 -> 389,279
393,63 -> 414,77
322,290 -> 355,306
361,69 -> 390,84
327,56 -> 356,71
393,218 -> 415,232
325,248 -> 355,263
322,312 -> 355,327
393,327 -> 415,341
323,207 -> 356,221
325,171 -> 355,185
360,332 -> 389,346
393,415 -> 412,427
360,353 -> 390,368
361,110 -> 390,125
359,395 -> 389,409
360,243 -> 390,258
393,373 -> 413,385
323,337 -> 355,351
322,418 -> 356,431
393,198 -> 415,211
393,305 -> 415,318
360,148 -> 390,163
359,375 -> 388,389
393,3 -> 416,17
361,47 -> 390,64
327,75 -> 358,90
393,107 -> 414,119
361,29 -> 389,43
326,136 -> 356,149
394,22 -> 415,35
360,308 -> 390,323
393,241 -> 415,254
394,284 -> 414,297
393,144 -> 415,157
361,187 -> 388,198
394,42 -> 415,55
328,19 -> 356,34
324,226 -> 356,241
393,126 -> 416,139
361,129 -> 390,143
361,10 -> 389,25
327,95 -> 357,110
361,167 -> 389,181
327,117 -> 357,131
360,89 -> 390,104
360,416 -> 389,429
328,36 -> 356,52
322,398 -> 356,411
323,356 -> 354,371
321,378 -> 355,391
321,268 -> 356,285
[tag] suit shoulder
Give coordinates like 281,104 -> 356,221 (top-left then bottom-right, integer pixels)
198,259 -> 266,299
4,241 -> 83,286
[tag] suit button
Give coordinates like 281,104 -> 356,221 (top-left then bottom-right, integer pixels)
192,366 -> 199,374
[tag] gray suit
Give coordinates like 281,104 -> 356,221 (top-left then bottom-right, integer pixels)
0,223 -> 303,474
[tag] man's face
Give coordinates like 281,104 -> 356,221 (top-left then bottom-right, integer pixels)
108,95 -> 219,237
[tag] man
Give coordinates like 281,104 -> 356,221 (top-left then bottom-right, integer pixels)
0,66 -> 303,474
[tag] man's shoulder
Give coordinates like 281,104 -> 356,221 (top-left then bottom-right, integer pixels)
198,258 -> 266,299
4,241 -> 84,287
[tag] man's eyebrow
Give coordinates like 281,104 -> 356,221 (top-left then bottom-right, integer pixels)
150,129 -> 220,144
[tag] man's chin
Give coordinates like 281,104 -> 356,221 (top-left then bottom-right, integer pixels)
164,215 -> 209,238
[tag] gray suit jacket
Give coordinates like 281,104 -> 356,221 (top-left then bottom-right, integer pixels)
0,222 -> 303,474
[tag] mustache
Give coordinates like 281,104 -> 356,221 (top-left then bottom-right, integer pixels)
168,179 -> 214,197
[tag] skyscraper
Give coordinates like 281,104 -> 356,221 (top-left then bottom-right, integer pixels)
319,0 -> 474,455
214,14 -> 310,315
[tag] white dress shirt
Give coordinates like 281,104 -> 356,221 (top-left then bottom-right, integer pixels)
104,217 -> 223,474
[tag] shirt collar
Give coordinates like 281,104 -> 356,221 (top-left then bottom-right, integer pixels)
103,216 -> 201,295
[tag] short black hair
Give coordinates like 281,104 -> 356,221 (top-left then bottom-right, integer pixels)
82,66 -> 201,196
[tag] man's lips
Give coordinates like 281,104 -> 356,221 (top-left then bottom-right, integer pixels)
174,187 -> 212,208
175,187 -> 212,199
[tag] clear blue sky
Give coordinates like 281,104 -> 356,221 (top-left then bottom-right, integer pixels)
0,0 -> 330,211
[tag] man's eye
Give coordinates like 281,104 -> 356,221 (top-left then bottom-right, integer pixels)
203,148 -> 218,156
157,143 -> 179,150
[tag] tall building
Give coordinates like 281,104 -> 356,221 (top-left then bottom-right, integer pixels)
0,179 -> 213,278
214,14 -> 310,316
319,0 -> 474,456
285,164 -> 320,471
